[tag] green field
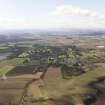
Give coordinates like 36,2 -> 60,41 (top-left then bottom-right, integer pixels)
0,58 -> 26,66
0,65 -> 14,76
0,58 -> 27,75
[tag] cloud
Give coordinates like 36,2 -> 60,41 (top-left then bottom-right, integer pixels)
0,4 -> 105,29
49,5 -> 105,28
51,5 -> 105,20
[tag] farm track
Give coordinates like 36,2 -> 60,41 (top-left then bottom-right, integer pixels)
18,72 -> 43,105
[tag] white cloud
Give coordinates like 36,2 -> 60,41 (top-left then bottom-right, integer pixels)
0,4 -> 105,29
50,5 -> 105,28
51,5 -> 105,19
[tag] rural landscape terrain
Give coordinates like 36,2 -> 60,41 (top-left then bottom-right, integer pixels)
0,30 -> 105,105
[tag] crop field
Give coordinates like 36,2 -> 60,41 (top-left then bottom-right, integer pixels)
0,36 -> 105,105
0,89 -> 24,105
0,58 -> 27,76
43,67 -> 62,81
7,65 -> 36,76
23,63 -> 105,105
0,65 -> 14,76
0,74 -> 38,105
0,58 -> 27,67
16,36 -> 105,48
0,83 -> 25,104
0,57 -> 105,105
25,67 -> 62,101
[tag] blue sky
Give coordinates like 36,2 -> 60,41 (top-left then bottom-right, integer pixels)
0,0 -> 105,29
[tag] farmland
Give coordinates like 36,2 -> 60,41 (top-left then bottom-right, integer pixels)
0,58 -> 27,76
0,35 -> 105,105
23,63 -> 105,105
0,75 -> 38,105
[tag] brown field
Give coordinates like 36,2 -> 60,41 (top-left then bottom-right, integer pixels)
0,73 -> 41,105
22,36 -> 105,49
7,65 -> 36,76
43,67 -> 62,81
40,67 -> 70,99
0,89 -> 24,105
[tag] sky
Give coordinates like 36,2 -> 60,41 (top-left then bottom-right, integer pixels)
0,0 -> 105,29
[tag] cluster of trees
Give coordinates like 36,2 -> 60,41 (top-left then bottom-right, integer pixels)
31,45 -> 105,78
59,46 -> 84,78
7,44 -> 105,79
31,45 -> 84,78
59,48 -> 105,78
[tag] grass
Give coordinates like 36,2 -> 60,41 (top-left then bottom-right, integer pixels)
64,63 -> 105,104
72,63 -> 105,87
25,63 -> 105,105
0,58 -> 27,75
0,58 -> 26,67
0,65 -> 14,76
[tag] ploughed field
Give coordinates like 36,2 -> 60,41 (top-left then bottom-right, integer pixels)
43,67 -> 62,81
0,64 -> 42,105
0,76 -> 35,105
7,65 -> 36,76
